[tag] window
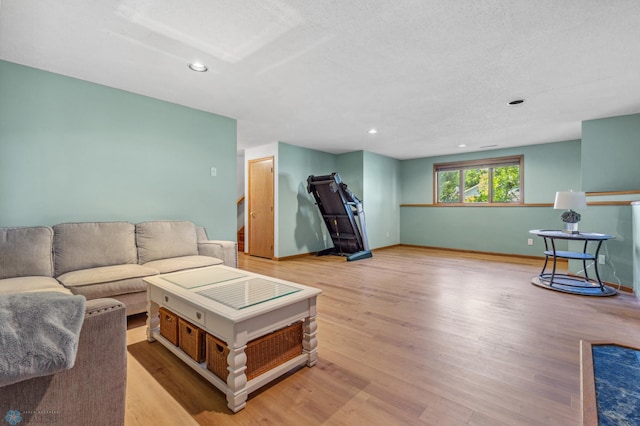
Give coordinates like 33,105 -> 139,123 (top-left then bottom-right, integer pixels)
434,155 -> 523,205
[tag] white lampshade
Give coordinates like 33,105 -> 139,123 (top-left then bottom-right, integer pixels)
554,191 -> 587,210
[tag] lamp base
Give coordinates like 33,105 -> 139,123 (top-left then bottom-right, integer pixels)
562,222 -> 579,234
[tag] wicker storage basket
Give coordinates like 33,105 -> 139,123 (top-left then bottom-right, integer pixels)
206,334 -> 230,381
159,307 -> 179,346
178,317 -> 206,362
206,321 -> 303,381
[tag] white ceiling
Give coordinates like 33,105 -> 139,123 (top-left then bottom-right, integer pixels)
2,0 -> 640,160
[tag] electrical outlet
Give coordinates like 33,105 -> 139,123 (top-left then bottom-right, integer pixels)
598,255 -> 606,265
527,239 -> 534,246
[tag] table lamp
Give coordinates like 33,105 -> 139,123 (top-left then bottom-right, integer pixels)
554,190 -> 587,233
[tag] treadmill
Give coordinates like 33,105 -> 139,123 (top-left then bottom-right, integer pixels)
307,173 -> 372,261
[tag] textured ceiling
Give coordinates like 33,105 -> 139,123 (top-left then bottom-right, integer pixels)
2,0 -> 640,159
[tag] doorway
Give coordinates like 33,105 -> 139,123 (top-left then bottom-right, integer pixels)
248,156 -> 274,259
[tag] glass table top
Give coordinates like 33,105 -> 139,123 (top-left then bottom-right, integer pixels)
160,268 -> 247,289
196,278 -> 301,310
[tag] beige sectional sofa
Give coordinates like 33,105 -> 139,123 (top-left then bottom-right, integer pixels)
0,220 -> 237,315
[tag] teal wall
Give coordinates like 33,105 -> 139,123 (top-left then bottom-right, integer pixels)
582,113 -> 640,192
0,60 -> 237,240
572,205 -> 634,288
276,144 -> 401,257
578,113 -> 640,290
336,151 -> 364,197
363,151 -> 401,249
401,206 -> 562,253
399,142 -> 582,257
277,142 -> 337,257
400,140 -> 582,205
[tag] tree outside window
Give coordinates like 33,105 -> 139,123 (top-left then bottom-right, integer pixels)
463,168 -> 488,202
434,156 -> 523,205
437,170 -> 460,203
493,165 -> 520,202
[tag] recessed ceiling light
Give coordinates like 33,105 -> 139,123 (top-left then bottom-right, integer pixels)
508,99 -> 525,106
368,128 -> 378,134
189,62 -> 208,72
458,144 -> 467,148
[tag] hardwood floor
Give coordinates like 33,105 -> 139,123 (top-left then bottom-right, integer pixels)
125,246 -> 640,425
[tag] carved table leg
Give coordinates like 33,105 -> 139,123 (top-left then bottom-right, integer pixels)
146,298 -> 159,342
303,315 -> 319,367
226,345 -> 248,412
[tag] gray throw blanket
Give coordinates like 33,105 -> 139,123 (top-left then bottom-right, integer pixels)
0,291 -> 86,387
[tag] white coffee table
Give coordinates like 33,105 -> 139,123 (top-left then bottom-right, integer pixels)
144,265 -> 321,412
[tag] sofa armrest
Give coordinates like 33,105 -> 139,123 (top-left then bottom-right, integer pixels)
84,297 -> 126,317
0,298 -> 127,425
198,240 -> 238,268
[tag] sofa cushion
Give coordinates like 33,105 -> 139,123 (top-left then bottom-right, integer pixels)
0,276 -> 71,295
142,255 -> 223,274
53,222 -> 137,276
56,264 -> 158,287
195,226 -> 209,241
0,227 -> 54,279
64,277 -> 149,300
57,264 -> 158,300
136,221 -> 198,264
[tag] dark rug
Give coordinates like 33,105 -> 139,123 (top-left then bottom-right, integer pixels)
592,344 -> 640,425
